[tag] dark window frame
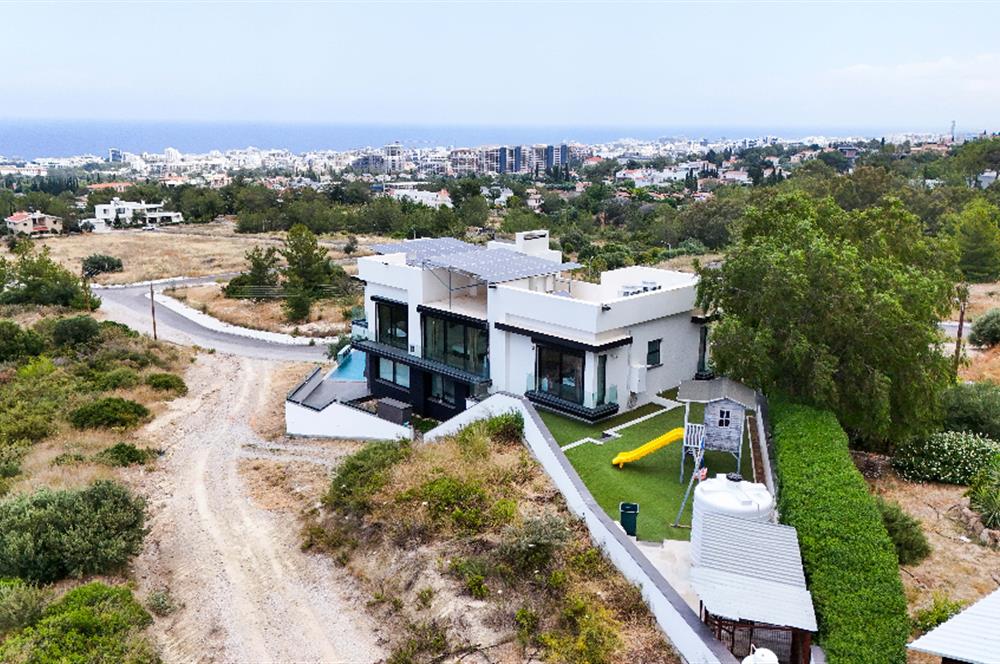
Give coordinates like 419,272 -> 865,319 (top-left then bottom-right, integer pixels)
429,373 -> 457,406
646,338 -> 662,366
376,301 -> 408,350
421,312 -> 489,377
535,343 -> 585,405
377,356 -> 410,389
718,408 -> 732,427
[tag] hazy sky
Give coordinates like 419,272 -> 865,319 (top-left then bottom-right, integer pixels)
3,1 -> 999,132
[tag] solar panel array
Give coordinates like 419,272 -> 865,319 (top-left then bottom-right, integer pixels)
426,247 -> 582,284
371,237 -> 478,265
371,237 -> 580,283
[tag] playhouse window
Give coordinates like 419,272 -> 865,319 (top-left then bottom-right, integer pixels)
718,409 -> 731,427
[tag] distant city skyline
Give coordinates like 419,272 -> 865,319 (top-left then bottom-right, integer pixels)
2,1 -> 999,132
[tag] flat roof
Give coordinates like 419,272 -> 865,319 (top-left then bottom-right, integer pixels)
372,237 -> 580,284
691,513 -> 817,632
909,589 -> 1000,663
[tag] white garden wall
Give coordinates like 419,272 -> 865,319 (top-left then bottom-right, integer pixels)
286,401 -> 412,440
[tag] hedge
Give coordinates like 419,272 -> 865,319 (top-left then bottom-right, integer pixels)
771,401 -> 909,664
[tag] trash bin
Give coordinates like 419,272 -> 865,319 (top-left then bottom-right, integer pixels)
619,502 -> 639,537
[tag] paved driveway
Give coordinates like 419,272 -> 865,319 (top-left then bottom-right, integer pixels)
95,275 -> 330,362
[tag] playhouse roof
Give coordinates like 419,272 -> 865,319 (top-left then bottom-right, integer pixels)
677,377 -> 756,408
909,589 -> 1000,663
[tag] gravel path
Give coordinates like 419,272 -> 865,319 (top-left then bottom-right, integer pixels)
132,354 -> 385,663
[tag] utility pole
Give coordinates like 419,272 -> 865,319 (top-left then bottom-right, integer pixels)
149,283 -> 158,341
954,283 -> 968,378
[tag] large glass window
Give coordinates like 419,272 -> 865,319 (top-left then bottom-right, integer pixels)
536,345 -> 584,404
422,313 -> 489,377
376,301 -> 408,350
430,374 -> 456,406
377,357 -> 410,388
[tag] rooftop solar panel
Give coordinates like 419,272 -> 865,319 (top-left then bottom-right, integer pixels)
426,247 -> 581,283
371,237 -> 479,264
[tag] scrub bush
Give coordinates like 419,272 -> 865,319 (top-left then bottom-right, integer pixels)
0,582 -> 157,663
0,320 -> 44,362
82,253 -> 123,277
941,381 -> 1000,440
52,315 -> 101,347
0,579 -> 50,637
876,497 -> 931,564
325,440 -> 411,514
94,443 -> 157,467
911,593 -> 963,635
970,308 -> 1000,347
968,454 -> 1000,529
145,372 -> 188,395
498,515 -> 570,574
893,431 -> 1000,484
771,401 -> 909,664
69,397 -> 150,429
0,481 -> 147,583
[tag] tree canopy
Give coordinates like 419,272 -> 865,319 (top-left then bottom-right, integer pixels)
697,192 -> 958,448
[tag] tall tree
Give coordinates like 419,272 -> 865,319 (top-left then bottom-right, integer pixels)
281,224 -> 333,293
955,199 -> 1000,282
697,192 -> 958,449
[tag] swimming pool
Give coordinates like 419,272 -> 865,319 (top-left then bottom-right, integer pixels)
328,349 -> 367,382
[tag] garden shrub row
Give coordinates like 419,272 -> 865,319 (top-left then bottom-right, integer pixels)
893,431 -> 1000,484
771,401 -> 910,664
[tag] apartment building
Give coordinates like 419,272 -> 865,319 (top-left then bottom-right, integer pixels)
349,231 -> 703,422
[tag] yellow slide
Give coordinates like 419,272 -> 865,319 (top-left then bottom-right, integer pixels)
611,428 -> 684,468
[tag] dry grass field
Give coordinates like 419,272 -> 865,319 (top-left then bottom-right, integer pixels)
0,222 -> 384,285
164,283 -> 357,338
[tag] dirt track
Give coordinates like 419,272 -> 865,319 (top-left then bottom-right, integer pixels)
131,354 -> 386,663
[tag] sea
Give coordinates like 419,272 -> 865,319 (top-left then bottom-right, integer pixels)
0,119 -> 905,161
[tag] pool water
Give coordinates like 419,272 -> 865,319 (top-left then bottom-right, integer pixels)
328,349 -> 367,381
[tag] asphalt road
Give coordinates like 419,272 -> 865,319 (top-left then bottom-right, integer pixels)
95,275 -> 331,362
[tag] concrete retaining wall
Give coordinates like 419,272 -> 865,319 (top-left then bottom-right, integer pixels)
286,401 -> 412,440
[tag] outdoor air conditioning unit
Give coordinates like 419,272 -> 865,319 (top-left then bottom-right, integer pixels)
620,285 -> 643,297
641,280 -> 661,292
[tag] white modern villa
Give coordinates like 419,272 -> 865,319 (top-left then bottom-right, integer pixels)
92,198 -> 184,229
293,230 -> 708,427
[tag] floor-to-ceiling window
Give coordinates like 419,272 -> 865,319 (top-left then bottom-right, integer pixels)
376,301 -> 408,350
422,313 -> 488,377
536,344 -> 584,404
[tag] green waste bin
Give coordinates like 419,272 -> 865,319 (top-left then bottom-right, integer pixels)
619,502 -> 639,537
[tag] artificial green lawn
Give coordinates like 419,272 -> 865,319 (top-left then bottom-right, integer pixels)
539,402 -> 664,446
563,406 -> 751,542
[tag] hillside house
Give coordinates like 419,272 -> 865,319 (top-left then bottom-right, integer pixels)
4,210 -> 63,236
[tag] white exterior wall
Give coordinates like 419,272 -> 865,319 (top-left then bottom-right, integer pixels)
286,401 -> 412,440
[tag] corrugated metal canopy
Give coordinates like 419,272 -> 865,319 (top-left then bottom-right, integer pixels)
677,377 -> 757,408
691,514 -> 817,632
371,237 -> 479,265
425,247 -> 581,284
909,589 -> 1000,663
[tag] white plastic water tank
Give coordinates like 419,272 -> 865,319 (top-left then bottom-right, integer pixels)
741,647 -> 779,664
691,472 -> 774,565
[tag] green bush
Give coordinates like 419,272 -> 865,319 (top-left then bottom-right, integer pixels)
0,480 -> 147,583
771,401 -> 909,663
498,515 -> 570,575
876,497 -> 931,565
325,440 -> 411,514
0,578 -> 50,637
52,315 -> 101,347
145,372 -> 188,395
484,411 -> 524,444
82,253 -> 123,277
70,397 -> 150,429
98,320 -> 140,338
283,289 -> 313,322
0,582 -> 157,663
539,594 -> 621,664
89,367 -> 141,390
911,593 -> 964,635
942,381 -> 1000,440
0,320 -> 45,362
94,443 -> 157,467
970,308 -> 1000,347
415,476 -> 488,530
968,454 -> 1000,529
0,246 -> 98,309
893,431 -> 1000,484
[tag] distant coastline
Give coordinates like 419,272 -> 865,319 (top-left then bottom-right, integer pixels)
0,119 -> 931,161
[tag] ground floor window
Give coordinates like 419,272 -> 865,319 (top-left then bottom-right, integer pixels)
377,357 -> 410,388
430,374 -> 456,406
536,344 -> 584,404
647,339 -> 662,366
